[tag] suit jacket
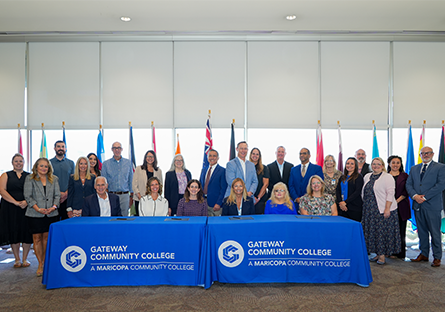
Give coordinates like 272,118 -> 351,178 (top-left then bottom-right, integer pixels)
360,163 -> 372,176
406,161 -> 445,212
67,175 -> 96,210
267,161 -> 294,193
289,163 -> 323,209
24,175 -> 60,218
199,164 -> 227,207
82,193 -> 122,216
225,158 -> 258,197
394,172 -> 411,221
335,174 -> 364,212
164,169 -> 192,214
221,197 -> 255,216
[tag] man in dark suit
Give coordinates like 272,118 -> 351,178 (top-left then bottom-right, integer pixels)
199,149 -> 227,216
406,146 -> 445,267
289,148 -> 323,211
82,176 -> 122,217
355,149 -> 371,176
267,146 -> 294,193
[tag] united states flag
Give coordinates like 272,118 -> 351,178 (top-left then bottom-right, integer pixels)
202,116 -> 213,170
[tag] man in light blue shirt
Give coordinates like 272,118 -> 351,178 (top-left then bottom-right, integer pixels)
50,140 -> 74,220
101,141 -> 133,216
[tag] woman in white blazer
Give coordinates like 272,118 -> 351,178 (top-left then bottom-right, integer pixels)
361,157 -> 400,265
132,150 -> 163,216
139,177 -> 169,216
24,158 -> 60,277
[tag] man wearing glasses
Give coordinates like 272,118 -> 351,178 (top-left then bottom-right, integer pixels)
406,146 -> 445,267
101,142 -> 134,217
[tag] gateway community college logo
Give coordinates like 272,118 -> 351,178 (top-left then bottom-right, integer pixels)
61,246 -> 87,272
218,240 -> 244,268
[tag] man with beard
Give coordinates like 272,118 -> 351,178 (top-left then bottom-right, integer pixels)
50,140 -> 74,220
355,149 -> 371,176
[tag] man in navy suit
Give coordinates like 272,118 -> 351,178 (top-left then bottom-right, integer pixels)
289,148 -> 323,211
225,141 -> 258,197
199,149 -> 227,216
406,146 -> 445,267
82,176 -> 122,217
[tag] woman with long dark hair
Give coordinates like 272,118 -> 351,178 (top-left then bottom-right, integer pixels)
387,155 -> 411,259
335,157 -> 364,222
176,179 -> 207,216
132,150 -> 163,216
249,147 -> 269,214
87,153 -> 101,177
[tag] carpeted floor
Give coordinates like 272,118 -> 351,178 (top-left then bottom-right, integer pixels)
1,246 -> 444,312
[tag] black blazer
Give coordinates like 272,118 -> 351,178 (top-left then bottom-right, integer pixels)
164,169 -> 192,215
360,163 -> 372,176
67,175 -> 96,210
221,197 -> 255,216
335,174 -> 364,212
82,193 -> 122,216
267,161 -> 294,193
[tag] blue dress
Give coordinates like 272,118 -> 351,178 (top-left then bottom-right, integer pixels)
361,173 -> 401,255
264,200 -> 297,215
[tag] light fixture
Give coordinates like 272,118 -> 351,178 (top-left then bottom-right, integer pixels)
286,15 -> 297,21
120,16 -> 131,22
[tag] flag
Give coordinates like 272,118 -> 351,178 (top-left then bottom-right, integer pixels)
316,123 -> 324,167
406,124 -> 416,231
229,121 -> 235,160
175,134 -> 181,155
372,124 -> 379,158
202,115 -> 213,170
96,129 -> 105,170
18,127 -> 23,155
39,128 -> 48,158
417,123 -> 425,164
438,125 -> 444,164
151,122 -> 157,154
62,122 -> 67,155
337,123 -> 343,172
129,125 -> 136,172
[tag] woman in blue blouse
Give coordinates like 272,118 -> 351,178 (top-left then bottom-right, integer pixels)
335,157 -> 364,222
67,157 -> 96,217
264,182 -> 296,215
221,178 -> 255,216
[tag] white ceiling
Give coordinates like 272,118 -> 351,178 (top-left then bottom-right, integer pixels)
1,0 -> 445,37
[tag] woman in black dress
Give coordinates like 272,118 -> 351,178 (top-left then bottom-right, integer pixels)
0,153 -> 32,268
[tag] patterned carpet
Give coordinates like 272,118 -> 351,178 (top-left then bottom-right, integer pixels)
1,246 -> 444,312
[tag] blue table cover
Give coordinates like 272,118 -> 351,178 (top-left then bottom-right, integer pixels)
43,217 -> 207,289
205,215 -> 372,288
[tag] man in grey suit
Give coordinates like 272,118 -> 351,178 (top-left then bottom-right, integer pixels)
406,146 -> 445,267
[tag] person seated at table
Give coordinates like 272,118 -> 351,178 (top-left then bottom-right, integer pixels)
139,177 -> 169,216
67,156 -> 96,217
264,182 -> 297,215
299,175 -> 338,216
221,178 -> 255,216
82,177 -> 121,217
176,180 -> 207,217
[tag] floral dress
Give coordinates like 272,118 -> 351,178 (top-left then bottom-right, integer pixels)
299,194 -> 335,216
361,173 -> 401,255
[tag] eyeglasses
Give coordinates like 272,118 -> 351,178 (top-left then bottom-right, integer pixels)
175,159 -> 183,163
112,147 -> 122,150
274,189 -> 285,193
420,152 -> 433,156
146,156 -> 154,159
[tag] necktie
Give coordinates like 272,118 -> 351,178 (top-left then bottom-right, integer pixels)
204,166 -> 212,194
420,164 -> 427,181
302,164 -> 306,178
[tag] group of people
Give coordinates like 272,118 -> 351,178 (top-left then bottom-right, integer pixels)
1,140 -> 445,278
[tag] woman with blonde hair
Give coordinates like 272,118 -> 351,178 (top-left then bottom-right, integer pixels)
221,178 -> 255,216
24,158 -> 60,277
299,175 -> 338,216
164,154 -> 191,216
264,182 -> 296,215
67,156 -> 96,217
323,154 -> 342,201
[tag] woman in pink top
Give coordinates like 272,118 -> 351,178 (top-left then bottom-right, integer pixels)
361,157 -> 400,265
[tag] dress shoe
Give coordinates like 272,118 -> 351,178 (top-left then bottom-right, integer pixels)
410,254 -> 429,262
431,259 -> 441,267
